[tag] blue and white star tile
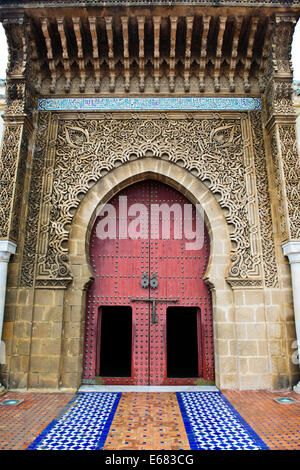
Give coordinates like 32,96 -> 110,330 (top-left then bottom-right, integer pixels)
27,392 -> 121,450
176,392 -> 269,450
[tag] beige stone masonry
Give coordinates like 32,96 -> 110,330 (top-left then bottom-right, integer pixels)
1,141 -> 298,391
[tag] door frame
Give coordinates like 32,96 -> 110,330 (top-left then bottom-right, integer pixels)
66,158 -> 232,388
88,179 -> 213,385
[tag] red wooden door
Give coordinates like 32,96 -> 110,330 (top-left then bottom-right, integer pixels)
82,180 -> 214,385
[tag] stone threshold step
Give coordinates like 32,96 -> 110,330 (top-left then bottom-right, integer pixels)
78,385 -> 219,392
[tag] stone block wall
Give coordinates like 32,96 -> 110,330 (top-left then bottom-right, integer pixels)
1,146 -> 298,392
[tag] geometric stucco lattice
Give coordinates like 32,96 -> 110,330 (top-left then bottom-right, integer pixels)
0,123 -> 23,240
250,111 -> 279,288
20,111 -> 279,288
19,111 -> 276,288
278,124 -> 300,241
20,113 -> 51,287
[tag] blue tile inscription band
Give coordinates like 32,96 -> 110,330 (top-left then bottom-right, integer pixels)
38,97 -> 262,112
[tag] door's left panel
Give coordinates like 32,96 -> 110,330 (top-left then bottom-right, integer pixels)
82,183 -> 151,385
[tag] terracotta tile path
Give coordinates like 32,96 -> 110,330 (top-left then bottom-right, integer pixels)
223,390 -> 300,450
103,392 -> 190,450
0,391 -> 72,450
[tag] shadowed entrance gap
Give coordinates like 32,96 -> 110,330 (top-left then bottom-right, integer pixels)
98,307 -> 132,378
167,307 -> 199,379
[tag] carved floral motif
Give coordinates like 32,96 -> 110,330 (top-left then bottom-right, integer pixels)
265,80 -> 295,122
3,18 -> 27,79
263,16 -> 296,123
270,130 -> 289,242
0,124 -> 23,240
278,124 -> 300,241
9,124 -> 30,242
18,112 -> 280,288
262,16 -> 299,246
20,114 -> 50,287
250,112 -> 278,287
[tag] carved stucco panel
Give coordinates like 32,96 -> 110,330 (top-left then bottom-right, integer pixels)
250,112 -> 278,288
18,112 -> 278,288
278,124 -> 300,241
20,113 -> 51,286
270,129 -> 289,243
0,123 -> 23,240
268,122 -> 300,245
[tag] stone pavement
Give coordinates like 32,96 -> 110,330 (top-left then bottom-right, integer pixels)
0,389 -> 299,450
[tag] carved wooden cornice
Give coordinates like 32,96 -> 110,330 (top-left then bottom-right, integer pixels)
1,3 -> 299,96
1,13 -> 295,95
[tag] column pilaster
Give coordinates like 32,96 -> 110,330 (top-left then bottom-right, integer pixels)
0,241 -> 17,342
282,242 -> 300,393
262,14 -> 300,243
0,14 -> 34,244
262,13 -> 300,389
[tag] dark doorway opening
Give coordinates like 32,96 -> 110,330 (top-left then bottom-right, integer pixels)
167,307 -> 200,378
98,306 -> 132,377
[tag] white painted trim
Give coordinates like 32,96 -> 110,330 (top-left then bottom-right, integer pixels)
0,241 -> 17,346
0,240 -> 17,262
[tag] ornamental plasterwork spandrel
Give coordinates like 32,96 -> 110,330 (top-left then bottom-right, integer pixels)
18,109 -> 280,288
0,0 -> 297,294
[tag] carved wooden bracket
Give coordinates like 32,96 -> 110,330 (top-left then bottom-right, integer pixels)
1,10 -> 291,95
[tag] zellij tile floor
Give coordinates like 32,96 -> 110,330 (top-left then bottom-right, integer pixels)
0,389 -> 300,450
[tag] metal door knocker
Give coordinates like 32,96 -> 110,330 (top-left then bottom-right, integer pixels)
141,272 -> 149,288
150,273 -> 158,289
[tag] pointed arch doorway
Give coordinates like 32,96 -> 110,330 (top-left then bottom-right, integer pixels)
83,180 -> 214,386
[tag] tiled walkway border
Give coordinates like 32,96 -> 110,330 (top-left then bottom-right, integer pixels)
1,390 -> 299,450
219,393 -> 270,449
27,394 -> 79,450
